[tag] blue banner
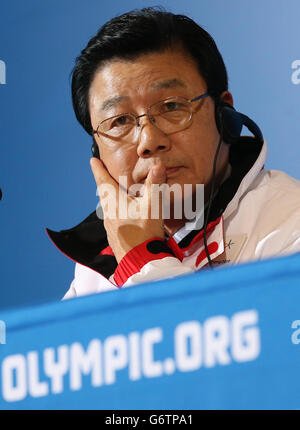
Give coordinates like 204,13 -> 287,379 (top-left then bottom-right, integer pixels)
1,252 -> 300,410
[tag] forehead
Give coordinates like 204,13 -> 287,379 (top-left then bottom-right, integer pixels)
88,50 -> 206,114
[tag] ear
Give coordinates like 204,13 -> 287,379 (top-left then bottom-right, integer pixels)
220,91 -> 234,107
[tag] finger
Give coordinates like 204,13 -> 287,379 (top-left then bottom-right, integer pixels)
90,157 -> 117,189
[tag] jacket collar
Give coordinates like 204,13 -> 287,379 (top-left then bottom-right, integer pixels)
223,137 -> 267,219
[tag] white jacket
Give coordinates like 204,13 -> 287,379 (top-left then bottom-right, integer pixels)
47,138 -> 300,300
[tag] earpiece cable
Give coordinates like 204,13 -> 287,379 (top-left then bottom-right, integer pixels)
203,111 -> 224,268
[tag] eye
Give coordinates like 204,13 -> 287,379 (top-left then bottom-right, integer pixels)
164,101 -> 181,111
159,100 -> 187,115
111,115 -> 133,128
99,114 -> 136,136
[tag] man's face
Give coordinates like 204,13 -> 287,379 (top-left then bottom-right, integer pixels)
89,49 -> 230,202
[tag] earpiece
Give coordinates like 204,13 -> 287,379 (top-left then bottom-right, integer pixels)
214,101 -> 264,145
91,140 -> 100,159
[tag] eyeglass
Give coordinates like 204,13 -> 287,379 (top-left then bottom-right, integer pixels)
93,92 -> 210,140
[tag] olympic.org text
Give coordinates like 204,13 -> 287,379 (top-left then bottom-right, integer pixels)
1,310 -> 260,402
291,60 -> 300,84
96,176 -> 204,231
0,60 -> 6,84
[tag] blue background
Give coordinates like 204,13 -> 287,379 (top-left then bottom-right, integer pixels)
0,0 -> 299,310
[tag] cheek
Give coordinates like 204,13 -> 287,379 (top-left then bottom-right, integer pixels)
174,125 -> 220,184
190,117 -> 220,156
100,146 -> 137,187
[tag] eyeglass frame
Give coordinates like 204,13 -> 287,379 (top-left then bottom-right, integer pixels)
92,91 -> 211,139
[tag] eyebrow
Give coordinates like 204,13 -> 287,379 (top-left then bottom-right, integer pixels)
100,78 -> 187,111
101,95 -> 129,111
150,78 -> 187,90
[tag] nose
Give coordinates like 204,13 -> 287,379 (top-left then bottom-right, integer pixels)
136,117 -> 172,158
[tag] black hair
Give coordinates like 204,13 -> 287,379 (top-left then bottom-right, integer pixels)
71,6 -> 228,135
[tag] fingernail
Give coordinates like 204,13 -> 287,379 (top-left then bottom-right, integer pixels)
90,158 -> 98,169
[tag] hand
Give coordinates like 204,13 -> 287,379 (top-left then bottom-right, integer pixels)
90,158 -> 167,263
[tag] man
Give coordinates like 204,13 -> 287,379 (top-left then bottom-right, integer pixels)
47,8 -> 300,299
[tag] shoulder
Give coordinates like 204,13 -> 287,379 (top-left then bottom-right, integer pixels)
259,168 -> 300,188
247,169 -> 300,211
235,169 -> 300,258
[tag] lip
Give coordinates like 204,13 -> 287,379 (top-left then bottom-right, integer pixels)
165,166 -> 183,177
140,166 -> 183,182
